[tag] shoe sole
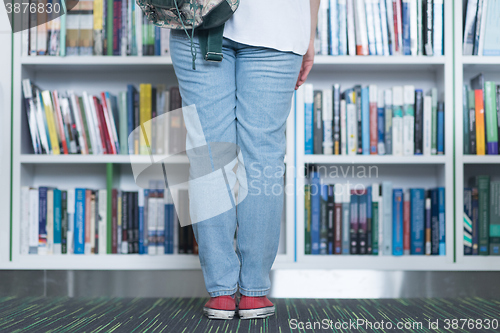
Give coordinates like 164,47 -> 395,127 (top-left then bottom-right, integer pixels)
203,307 -> 236,320
238,306 -> 275,320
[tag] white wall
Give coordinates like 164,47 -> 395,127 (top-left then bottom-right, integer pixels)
0,3 -> 12,265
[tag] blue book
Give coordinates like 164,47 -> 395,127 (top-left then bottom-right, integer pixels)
53,188 -> 62,254
393,189 -> 404,256
382,181 -> 393,255
410,188 -> 425,255
155,26 -> 161,55
127,85 -> 137,154
338,0 -> 347,55
358,190 -> 368,254
38,187 -> 48,253
437,102 -> 444,154
164,197 -> 174,254
402,0 -> 411,55
430,188 -> 439,254
320,184 -> 329,254
361,87 -> 370,155
329,0 -> 339,55
377,102 -> 385,154
483,0 -> 500,56
139,189 -> 148,254
349,191 -> 359,254
304,85 -> 314,154
74,188 -> 86,254
438,187 -> 446,255
310,170 -> 321,254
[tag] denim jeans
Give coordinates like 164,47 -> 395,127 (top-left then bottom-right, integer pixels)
170,30 -> 302,297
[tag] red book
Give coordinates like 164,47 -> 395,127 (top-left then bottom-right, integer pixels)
334,199 -> 343,254
85,189 -> 92,254
92,96 -> 108,154
51,91 -> 69,154
403,189 -> 411,255
393,0 -> 403,54
369,85 -> 378,154
100,92 -> 118,155
112,189 -> 118,254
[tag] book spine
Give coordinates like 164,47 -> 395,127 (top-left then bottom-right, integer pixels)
361,87 -> 370,155
304,84 -> 314,154
354,0 -> 369,55
382,181 -> 393,255
477,0 -> 489,55
431,88 -> 438,154
338,0 -> 348,55
156,190 -> 165,254
392,86 -> 404,156
38,187 -> 48,255
329,0 -> 339,55
148,191 -> 158,255
409,0 -> 418,55
311,171 -> 321,254
433,0 -> 443,56
61,191 -> 68,254
477,176 -> 490,255
423,95 -> 432,155
425,196 -> 432,255
116,190 -> 121,253
358,190 -> 368,254
372,0 -> 384,55
74,188 -> 86,254
430,188 -> 439,254
484,82 -> 499,154
333,84 -> 341,155
366,186 -> 373,254
403,85 -> 415,155
334,184 -> 343,254
342,189 -> 351,254
438,187 -> 446,255
46,189 -> 53,255
53,189 -> 62,255
320,184 -> 329,254
371,184 -> 380,255
423,0 -> 433,55
416,0 -> 423,55
482,0 -> 500,56
314,90 -> 324,154
350,190 -> 359,254
305,184 -> 311,255
463,0 -> 479,55
414,89 -> 424,155
489,181 -> 500,255
402,0 -> 411,55
379,0 -> 390,55
467,89 -> 476,154
392,189 -> 404,256
346,0 -> 357,55
403,189 -> 410,255
384,90 -> 393,155
410,189 -> 425,255
369,85 -> 378,154
318,0 -> 329,55
346,91 -> 357,155
84,190 -> 92,254
20,187 -> 30,255
464,188 -> 473,255
29,189 -> 39,254
98,189 -> 107,254
138,189 -> 145,254
437,102 -> 445,154
472,187 -> 480,255
497,85 -> 500,154
377,90 -> 385,155
355,86 -> 363,154
365,0 -> 377,55
111,189 -> 117,253
327,185 -> 335,254
322,89 -> 334,155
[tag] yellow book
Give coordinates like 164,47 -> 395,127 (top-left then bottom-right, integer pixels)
475,90 -> 486,155
41,90 -> 60,155
139,84 -> 152,155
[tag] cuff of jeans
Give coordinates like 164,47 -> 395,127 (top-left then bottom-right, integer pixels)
208,286 -> 238,297
239,287 -> 270,297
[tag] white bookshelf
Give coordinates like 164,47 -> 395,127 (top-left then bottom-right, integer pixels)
454,0 -> 500,270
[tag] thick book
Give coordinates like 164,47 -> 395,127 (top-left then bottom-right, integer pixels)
464,188 -> 474,255
346,0 -> 357,55
489,181 -> 500,255
74,188 -> 86,254
414,90 -> 424,155
53,188 -> 62,255
362,0 -> 375,54
29,188 -> 39,254
423,0 -> 433,55
345,89 -> 358,155
338,0 -> 348,55
475,176 -> 490,255
423,95 -> 432,155
401,0 -> 411,55
384,89 -> 393,155
437,102 -> 445,155
484,82 -> 499,154
327,185 -> 335,255
322,89 -> 333,155
334,184 -> 343,254
355,86 -> 363,154
61,191 -> 68,254
350,190 -> 359,254
371,184 -> 380,255
377,90 -> 385,155
314,90 -> 324,154
392,189 -> 404,256
305,184 -> 311,255
472,187 -> 480,255
369,85 -> 378,155
366,186 -> 373,254
341,184 -> 351,254
354,0 -> 369,55
410,188 -> 425,255
320,184 -> 329,254
425,196 -> 432,255
46,189 -> 54,255
476,0 -> 489,55
304,84 -> 314,155
393,0 -> 404,54
483,0 -> 500,56
41,91 -> 61,155
138,189 -> 146,254
333,84 -> 341,155
98,189 -> 107,255
329,0 -> 338,55
432,0 -> 443,56
382,181 -> 393,255
475,89 -> 487,155
84,189 -> 92,254
361,86 -> 370,155
438,187 -> 446,255
403,189 -> 411,255
392,86 -> 403,156
403,85 -> 415,156
139,84 -> 152,155
318,0 -> 329,55
358,189 -> 368,254
372,0 -> 384,55
380,0 -> 390,54
430,188 -> 439,254
463,0 -> 479,55
38,187 -> 48,255
311,169 -> 321,255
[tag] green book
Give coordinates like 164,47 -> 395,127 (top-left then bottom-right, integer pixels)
372,201 -> 379,255
490,181 -> 500,255
305,184 -> 311,255
463,85 -> 470,155
119,92 -> 128,155
431,88 -> 438,155
60,0 -> 67,56
475,176 -> 490,255
107,0 -> 113,56
484,82 -> 499,154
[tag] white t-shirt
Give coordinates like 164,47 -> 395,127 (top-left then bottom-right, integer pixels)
223,0 -> 311,56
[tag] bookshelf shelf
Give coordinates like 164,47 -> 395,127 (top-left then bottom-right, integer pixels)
462,56 -> 500,66
19,154 -> 189,164
303,155 -> 447,165
462,156 -> 500,164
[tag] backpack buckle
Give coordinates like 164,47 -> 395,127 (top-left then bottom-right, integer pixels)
205,52 -> 223,62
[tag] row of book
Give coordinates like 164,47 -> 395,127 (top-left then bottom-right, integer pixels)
462,0 -> 500,56
315,0 -> 444,56
22,0 -> 170,56
463,73 -> 500,155
20,185 -> 198,255
464,176 -> 500,255
305,168 -> 446,255
23,79 -> 186,155
298,83 -> 444,156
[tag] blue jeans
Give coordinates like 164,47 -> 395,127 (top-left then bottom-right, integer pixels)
170,31 -> 302,297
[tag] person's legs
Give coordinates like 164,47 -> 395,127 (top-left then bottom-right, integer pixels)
233,44 -> 302,296
170,32 -> 240,297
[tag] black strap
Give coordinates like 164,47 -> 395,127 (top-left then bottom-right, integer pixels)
198,24 -> 225,62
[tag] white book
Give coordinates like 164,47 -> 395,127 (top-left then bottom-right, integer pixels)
68,91 -> 87,155
372,0 -> 384,55
157,192 -> 165,254
433,0 -> 443,56
423,95 -> 432,155
82,92 -> 98,155
364,0 -> 377,55
377,90 -> 386,155
322,89 -> 334,155
98,189 -> 107,254
347,0 -> 357,55
477,0 -> 489,55
20,187 -> 30,255
28,188 -> 39,254
410,0 -> 418,55
403,85 -> 415,156
67,189 -> 75,254
338,0 -> 348,55
136,7 -> 143,56
34,90 -> 50,154
330,0 -> 339,55
425,198 -> 432,254
59,98 -> 77,154
148,194 -> 158,255
347,102 -> 358,155
416,0 -> 423,55
340,99 -> 347,155
318,0 -> 330,55
22,11 -> 30,56
392,86 -> 404,156
46,189 -> 54,255
379,0 -> 390,55
381,181 -> 393,255
87,93 -> 104,155
385,0 -> 396,55
354,0 -> 369,55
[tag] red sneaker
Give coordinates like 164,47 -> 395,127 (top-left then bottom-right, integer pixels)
203,295 -> 236,320
238,295 -> 275,319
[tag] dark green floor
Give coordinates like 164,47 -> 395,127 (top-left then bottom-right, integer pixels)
0,297 -> 499,332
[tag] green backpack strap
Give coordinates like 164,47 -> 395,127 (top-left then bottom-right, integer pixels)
198,24 -> 225,63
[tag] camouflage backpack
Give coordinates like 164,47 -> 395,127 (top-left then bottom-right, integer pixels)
136,0 -> 240,68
